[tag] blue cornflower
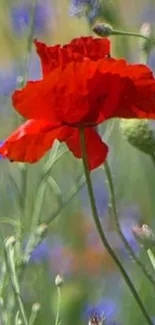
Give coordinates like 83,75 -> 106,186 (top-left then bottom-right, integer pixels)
84,297 -> 119,324
140,4 -> 155,25
80,172 -> 109,217
0,141 -> 4,160
11,2 -> 50,35
148,49 -> 155,73
30,239 -> 51,264
49,236 -> 73,276
0,67 -> 18,96
116,205 -> 141,256
0,50 -> 42,97
69,0 -> 101,23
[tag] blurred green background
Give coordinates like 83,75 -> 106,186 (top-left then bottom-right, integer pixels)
0,0 -> 155,325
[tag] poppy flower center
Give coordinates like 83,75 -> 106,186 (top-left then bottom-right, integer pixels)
62,121 -> 97,128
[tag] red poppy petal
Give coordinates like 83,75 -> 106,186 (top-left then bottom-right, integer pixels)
133,79 -> 155,118
65,128 -> 108,171
0,120 -> 71,163
97,59 -> 155,120
98,59 -> 153,80
35,41 -> 62,75
119,63 -> 153,80
12,69 -> 61,122
56,59 -> 136,124
34,37 -> 110,75
69,36 -> 110,60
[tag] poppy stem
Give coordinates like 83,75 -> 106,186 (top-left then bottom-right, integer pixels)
112,30 -> 155,45
5,238 -> 29,325
147,249 -> 155,271
55,287 -> 61,325
79,128 -> 153,325
103,160 -> 155,287
151,153 -> 155,168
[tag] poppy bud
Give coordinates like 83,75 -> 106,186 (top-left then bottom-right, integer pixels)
132,224 -> 155,249
55,274 -> 64,287
93,23 -> 113,37
120,119 -> 155,155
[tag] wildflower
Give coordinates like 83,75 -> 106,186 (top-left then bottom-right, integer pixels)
1,37 -> 155,170
10,2 -> 50,35
148,49 -> 155,73
0,67 -> 18,96
0,141 -> 5,160
69,0 -> 101,23
140,4 -> 155,25
117,205 -> 141,255
132,224 -> 155,249
49,236 -> 73,276
84,298 -> 119,325
30,239 -> 51,264
55,274 -> 64,287
80,173 -> 109,215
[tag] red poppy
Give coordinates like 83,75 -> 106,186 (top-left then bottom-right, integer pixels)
34,36 -> 110,75
1,37 -> 155,170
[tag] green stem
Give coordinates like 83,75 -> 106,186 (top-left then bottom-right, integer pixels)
79,128 -> 153,325
29,303 -> 40,325
151,153 -> 155,168
6,243 -> 28,325
147,249 -> 155,271
19,164 -> 28,240
55,287 -> 61,325
103,160 -> 155,287
112,29 -> 155,45
46,175 -> 85,226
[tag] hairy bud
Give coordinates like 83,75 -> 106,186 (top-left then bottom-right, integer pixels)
55,274 -> 64,287
93,23 -> 113,37
132,224 -> 155,249
120,119 -> 155,155
139,23 -> 152,53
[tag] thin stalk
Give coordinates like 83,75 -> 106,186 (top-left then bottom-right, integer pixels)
151,153 -> 155,168
29,303 -> 40,325
103,160 -> 155,287
46,175 -> 85,226
79,128 -> 153,325
55,287 -> 61,325
112,29 -> 155,45
147,249 -> 155,271
6,243 -> 28,325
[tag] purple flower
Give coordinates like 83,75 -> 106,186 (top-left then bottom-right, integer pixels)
119,218 -> 139,253
30,239 -> 51,264
0,141 -> 5,160
48,236 -> 73,276
140,4 -> 155,25
0,48 -> 43,97
148,49 -> 155,73
84,298 -> 119,324
27,51 -> 42,80
80,173 -> 109,217
114,205 -> 141,256
11,2 -> 50,35
69,0 -> 101,23
0,67 -> 18,96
